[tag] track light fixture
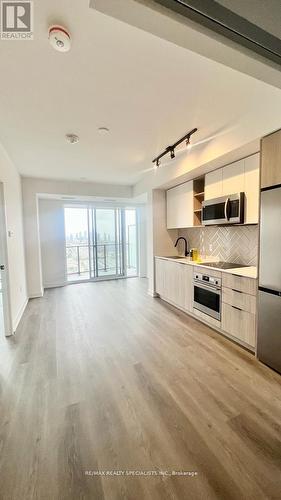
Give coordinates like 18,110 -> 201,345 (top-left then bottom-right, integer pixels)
152,127 -> 198,167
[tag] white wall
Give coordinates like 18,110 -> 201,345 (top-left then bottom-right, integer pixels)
147,189 -> 178,295
0,143 -> 27,331
22,177 -> 134,297
39,200 -> 66,289
138,205 -> 147,278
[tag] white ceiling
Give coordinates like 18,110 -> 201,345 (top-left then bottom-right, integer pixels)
0,0 -> 281,185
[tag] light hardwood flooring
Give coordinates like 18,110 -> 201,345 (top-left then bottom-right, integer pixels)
0,278 -> 280,500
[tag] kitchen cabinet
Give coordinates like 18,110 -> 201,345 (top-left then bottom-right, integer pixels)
244,153 -> 260,224
261,129 -> 281,189
222,273 -> 257,295
166,181 -> 193,229
204,169 -> 223,201
156,258 -> 257,350
222,160 -> 244,196
184,264 -> 194,312
222,287 -> 256,314
222,273 -> 257,348
222,303 -> 256,347
205,155 -> 260,223
155,258 -> 193,312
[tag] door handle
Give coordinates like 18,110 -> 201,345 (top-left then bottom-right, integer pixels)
224,198 -> 230,220
232,305 -> 242,311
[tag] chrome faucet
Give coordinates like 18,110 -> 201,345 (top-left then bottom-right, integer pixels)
174,237 -> 189,257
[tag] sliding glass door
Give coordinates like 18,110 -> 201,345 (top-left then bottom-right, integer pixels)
65,207 -> 90,281
90,208 -> 124,279
65,206 -> 138,282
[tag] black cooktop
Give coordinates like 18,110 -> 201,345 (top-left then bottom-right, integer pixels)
198,262 -> 248,270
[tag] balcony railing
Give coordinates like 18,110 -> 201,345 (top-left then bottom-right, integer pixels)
66,243 -> 137,278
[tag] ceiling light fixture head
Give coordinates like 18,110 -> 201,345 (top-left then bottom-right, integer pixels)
152,128 -> 197,167
66,133 -> 79,144
49,25 -> 71,52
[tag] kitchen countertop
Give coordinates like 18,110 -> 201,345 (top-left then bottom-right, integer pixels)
155,256 -> 258,279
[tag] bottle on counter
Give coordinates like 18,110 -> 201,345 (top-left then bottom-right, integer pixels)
190,248 -> 199,261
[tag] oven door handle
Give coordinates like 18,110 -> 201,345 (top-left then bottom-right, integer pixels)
194,281 -> 221,293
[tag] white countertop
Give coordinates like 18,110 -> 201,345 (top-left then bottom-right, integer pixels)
155,256 -> 258,279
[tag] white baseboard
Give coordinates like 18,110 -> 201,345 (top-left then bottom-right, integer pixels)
148,289 -> 158,297
44,282 -> 66,289
29,291 -> 44,299
13,297 -> 28,332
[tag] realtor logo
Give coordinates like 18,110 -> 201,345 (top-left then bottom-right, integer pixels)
0,1 -> 33,39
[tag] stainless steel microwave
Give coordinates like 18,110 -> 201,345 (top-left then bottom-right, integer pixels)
202,193 -> 245,226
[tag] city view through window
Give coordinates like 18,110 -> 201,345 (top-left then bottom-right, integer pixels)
64,207 -> 137,281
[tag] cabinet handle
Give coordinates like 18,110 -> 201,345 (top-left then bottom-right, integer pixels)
232,305 -> 242,311
232,288 -> 242,294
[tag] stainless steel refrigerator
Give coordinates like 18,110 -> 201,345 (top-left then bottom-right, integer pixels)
257,186 -> 281,374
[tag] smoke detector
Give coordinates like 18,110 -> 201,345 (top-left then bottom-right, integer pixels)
49,25 -> 71,52
66,134 -> 79,144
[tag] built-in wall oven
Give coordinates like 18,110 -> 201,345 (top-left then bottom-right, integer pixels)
202,192 -> 244,225
193,272 -> 221,321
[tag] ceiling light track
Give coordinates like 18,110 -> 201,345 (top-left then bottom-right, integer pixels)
152,127 -> 198,167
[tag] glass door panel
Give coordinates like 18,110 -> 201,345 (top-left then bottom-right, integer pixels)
125,209 -> 137,277
94,208 -> 124,278
64,207 -> 90,282
65,206 -> 138,282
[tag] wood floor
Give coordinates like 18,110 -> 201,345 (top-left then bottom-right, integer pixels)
0,278 -> 280,500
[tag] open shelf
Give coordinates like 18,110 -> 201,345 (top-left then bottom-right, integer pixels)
193,177 -> 205,226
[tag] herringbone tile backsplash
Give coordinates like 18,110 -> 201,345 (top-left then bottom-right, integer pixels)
178,226 -> 258,266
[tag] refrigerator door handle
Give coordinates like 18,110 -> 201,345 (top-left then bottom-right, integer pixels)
258,285 -> 281,297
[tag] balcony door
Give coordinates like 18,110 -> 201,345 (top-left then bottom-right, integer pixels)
65,206 -> 137,283
89,208 -> 123,280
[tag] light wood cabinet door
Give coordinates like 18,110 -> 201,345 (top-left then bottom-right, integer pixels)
222,273 -> 257,295
166,181 -> 193,229
155,259 -> 182,306
155,259 -> 194,312
261,129 -> 281,189
244,153 -> 260,224
222,303 -> 256,347
184,264 -> 194,312
222,287 -> 256,314
204,169 -> 223,200
155,258 -> 165,297
222,159 -> 245,196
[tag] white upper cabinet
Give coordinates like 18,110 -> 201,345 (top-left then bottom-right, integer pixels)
204,155 -> 260,224
167,154 -> 260,228
244,153 -> 260,224
204,169 -> 223,201
222,159 -> 245,196
166,181 -> 193,229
